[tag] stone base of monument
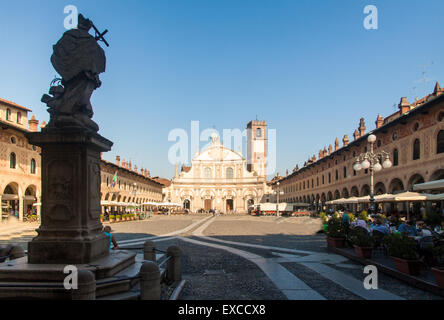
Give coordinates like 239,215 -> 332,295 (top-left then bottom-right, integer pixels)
0,250 -> 139,299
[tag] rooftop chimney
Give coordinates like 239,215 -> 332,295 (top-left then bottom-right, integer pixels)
116,156 -> 121,166
28,115 -> 39,132
398,97 -> 411,115
434,81 -> 441,95
375,114 -> 384,129
40,121 -> 47,130
343,135 -> 349,147
334,138 -> 339,151
359,118 -> 366,137
328,144 -> 333,155
353,129 -> 360,141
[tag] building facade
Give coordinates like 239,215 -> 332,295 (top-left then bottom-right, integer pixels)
166,121 -> 272,213
0,98 -> 43,221
274,83 -> 444,211
0,97 -> 164,222
100,156 -> 164,215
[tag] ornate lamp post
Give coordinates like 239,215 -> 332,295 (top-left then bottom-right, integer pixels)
274,182 -> 284,217
353,134 -> 392,215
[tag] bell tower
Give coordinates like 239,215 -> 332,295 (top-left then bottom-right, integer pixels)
247,120 -> 267,177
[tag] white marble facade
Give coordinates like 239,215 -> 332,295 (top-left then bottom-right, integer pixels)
166,132 -> 271,213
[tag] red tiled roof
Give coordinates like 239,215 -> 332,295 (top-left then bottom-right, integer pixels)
0,98 -> 32,112
152,178 -> 172,187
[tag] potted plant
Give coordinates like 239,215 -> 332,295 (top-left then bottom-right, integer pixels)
349,229 -> 373,259
109,215 -> 115,223
326,217 -> 346,248
116,215 -> 121,222
384,233 -> 421,276
431,246 -> 444,288
100,214 -> 104,223
320,212 -> 328,232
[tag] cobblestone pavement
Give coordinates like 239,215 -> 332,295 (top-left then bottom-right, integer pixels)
1,214 -> 442,300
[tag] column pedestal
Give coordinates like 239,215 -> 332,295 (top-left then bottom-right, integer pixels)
26,128 -> 113,264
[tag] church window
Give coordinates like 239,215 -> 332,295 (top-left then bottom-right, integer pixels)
226,167 -> 234,179
204,167 -> 212,178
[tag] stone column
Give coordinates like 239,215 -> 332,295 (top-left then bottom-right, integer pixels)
166,246 -> 182,283
19,197 -> 24,222
143,241 -> 156,262
36,197 -> 41,221
0,196 -> 2,222
72,270 -> 96,300
26,129 -> 113,264
140,261 -> 161,300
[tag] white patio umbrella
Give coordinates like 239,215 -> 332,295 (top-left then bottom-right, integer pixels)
413,179 -> 444,192
378,191 -> 433,202
428,193 -> 444,201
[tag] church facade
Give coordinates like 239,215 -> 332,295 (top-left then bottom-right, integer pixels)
166,121 -> 272,213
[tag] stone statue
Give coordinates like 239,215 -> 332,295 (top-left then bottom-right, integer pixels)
42,14 -> 108,132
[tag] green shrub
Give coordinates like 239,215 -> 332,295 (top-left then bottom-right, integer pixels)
326,217 -> 346,238
349,213 -> 356,222
320,212 -> 327,224
116,215 -> 122,219
349,228 -> 372,247
109,215 -> 115,219
383,233 -> 419,260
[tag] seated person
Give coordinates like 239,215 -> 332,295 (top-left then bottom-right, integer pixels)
341,211 -> 351,230
398,220 -> 418,237
372,218 -> 389,235
416,221 -> 433,237
103,226 -> 119,250
351,218 -> 369,232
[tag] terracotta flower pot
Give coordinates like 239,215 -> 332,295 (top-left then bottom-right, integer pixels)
326,236 -> 345,248
391,256 -> 421,276
109,219 -> 115,224
354,245 -> 373,259
431,267 -> 444,288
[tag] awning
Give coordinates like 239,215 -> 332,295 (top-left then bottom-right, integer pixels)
1,194 -> 18,201
428,193 -> 444,201
378,191 -> 433,202
413,179 -> 444,192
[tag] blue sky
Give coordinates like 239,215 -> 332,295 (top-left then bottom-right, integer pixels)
1,0 -> 443,179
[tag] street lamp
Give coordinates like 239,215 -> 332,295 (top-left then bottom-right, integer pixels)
353,134 -> 392,216
274,182 -> 284,217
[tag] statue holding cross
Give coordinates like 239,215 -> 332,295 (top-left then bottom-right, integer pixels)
42,14 -> 109,132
